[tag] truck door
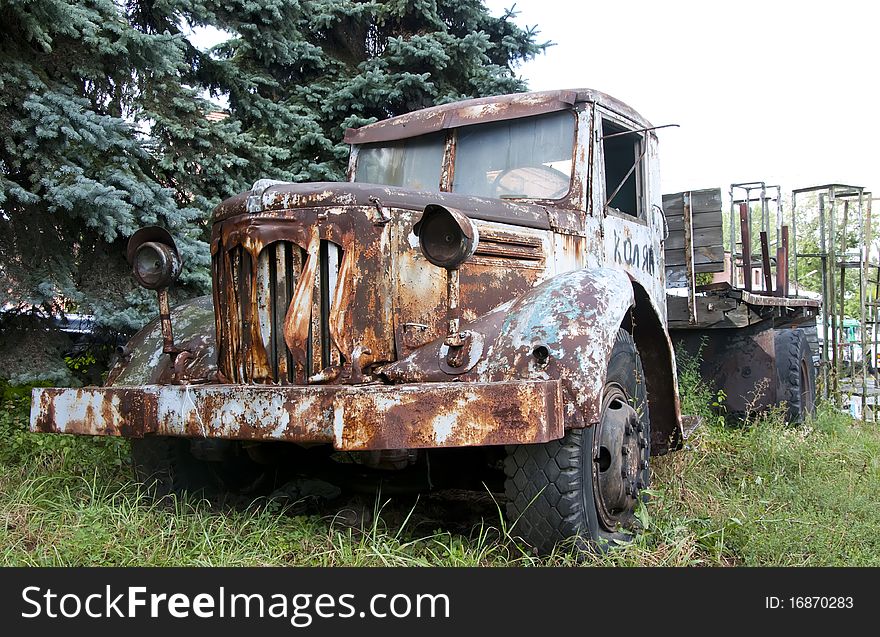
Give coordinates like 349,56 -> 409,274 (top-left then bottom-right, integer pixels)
596,108 -> 667,318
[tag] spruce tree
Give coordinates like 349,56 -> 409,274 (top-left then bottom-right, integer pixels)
0,0 -> 546,383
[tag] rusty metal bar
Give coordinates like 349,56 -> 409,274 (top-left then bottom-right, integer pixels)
775,186 -> 783,251
818,193 -> 830,399
779,225 -> 789,298
737,290 -> 818,308
30,380 -> 565,451
328,247 -> 353,364
223,248 -> 242,382
157,288 -> 176,356
838,199 -> 849,404
246,250 -> 272,382
729,186 -> 737,285
319,240 -> 332,369
600,123 -> 679,139
445,267 -> 463,345
440,129 -> 457,192
866,197 -> 875,421
273,243 -> 290,381
858,190 -> 867,419
284,231 -> 320,383
760,231 -> 773,294
792,191 -> 799,297
828,191 -> 839,402
760,185 -> 768,237
739,203 -> 752,292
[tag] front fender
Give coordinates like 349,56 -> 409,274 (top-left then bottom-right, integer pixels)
106,296 -> 217,386
381,268 -> 634,428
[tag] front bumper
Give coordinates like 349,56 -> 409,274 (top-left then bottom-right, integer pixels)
30,380 -> 563,450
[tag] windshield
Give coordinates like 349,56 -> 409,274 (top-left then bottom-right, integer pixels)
453,111 -> 575,199
353,111 -> 576,200
354,133 -> 444,190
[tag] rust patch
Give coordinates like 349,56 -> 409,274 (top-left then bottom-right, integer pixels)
382,267 -> 636,431
342,89 -> 652,145
337,381 -> 562,450
30,380 -> 563,451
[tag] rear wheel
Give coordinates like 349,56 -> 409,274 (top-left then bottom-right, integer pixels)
774,328 -> 816,423
504,329 -> 651,553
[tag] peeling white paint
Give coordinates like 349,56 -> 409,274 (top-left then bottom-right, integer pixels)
333,403 -> 346,445
432,411 -> 458,444
45,391 -> 122,433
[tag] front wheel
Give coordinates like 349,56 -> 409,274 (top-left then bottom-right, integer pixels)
504,329 -> 651,553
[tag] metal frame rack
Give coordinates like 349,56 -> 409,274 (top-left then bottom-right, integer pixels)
728,182 -> 786,293
791,184 -> 875,419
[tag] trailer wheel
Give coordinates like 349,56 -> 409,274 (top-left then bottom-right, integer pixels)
774,328 -> 816,423
504,329 -> 651,553
131,437 -> 272,502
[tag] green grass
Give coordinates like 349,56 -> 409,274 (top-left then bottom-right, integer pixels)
2,376 -> 880,566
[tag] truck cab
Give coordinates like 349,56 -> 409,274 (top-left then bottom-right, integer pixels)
32,89 -> 683,552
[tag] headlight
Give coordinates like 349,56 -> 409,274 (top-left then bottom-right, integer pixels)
133,241 -> 181,290
414,204 -> 479,270
127,227 -> 182,290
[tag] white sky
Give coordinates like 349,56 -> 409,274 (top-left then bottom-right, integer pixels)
190,2 -> 878,198
485,0 -> 879,197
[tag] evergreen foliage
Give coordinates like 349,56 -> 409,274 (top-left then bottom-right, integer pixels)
0,0 -> 547,382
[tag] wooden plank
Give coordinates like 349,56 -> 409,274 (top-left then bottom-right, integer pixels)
666,215 -> 722,231
664,203 -> 722,215
665,213 -> 723,237
666,293 -> 739,326
663,188 -> 726,285
666,294 -> 690,322
664,225 -> 723,250
664,245 -> 725,267
662,188 -> 723,215
663,204 -> 722,217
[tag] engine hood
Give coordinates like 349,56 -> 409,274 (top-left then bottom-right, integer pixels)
212,180 -> 552,229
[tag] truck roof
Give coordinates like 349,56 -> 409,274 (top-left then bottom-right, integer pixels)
343,88 -> 653,145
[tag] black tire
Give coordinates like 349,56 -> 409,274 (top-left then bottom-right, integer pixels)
504,329 -> 651,553
774,328 -> 816,423
131,437 -> 273,503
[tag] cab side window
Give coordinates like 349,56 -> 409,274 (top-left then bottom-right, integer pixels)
602,119 -> 645,218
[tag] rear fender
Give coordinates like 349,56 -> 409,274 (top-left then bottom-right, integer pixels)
382,268 -> 634,428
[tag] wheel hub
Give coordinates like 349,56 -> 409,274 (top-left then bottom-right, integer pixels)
593,384 -> 647,530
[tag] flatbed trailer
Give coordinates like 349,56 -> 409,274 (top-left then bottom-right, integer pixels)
664,186 -> 820,419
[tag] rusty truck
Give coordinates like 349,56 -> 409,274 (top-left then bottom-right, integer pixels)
30,89 -> 818,552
